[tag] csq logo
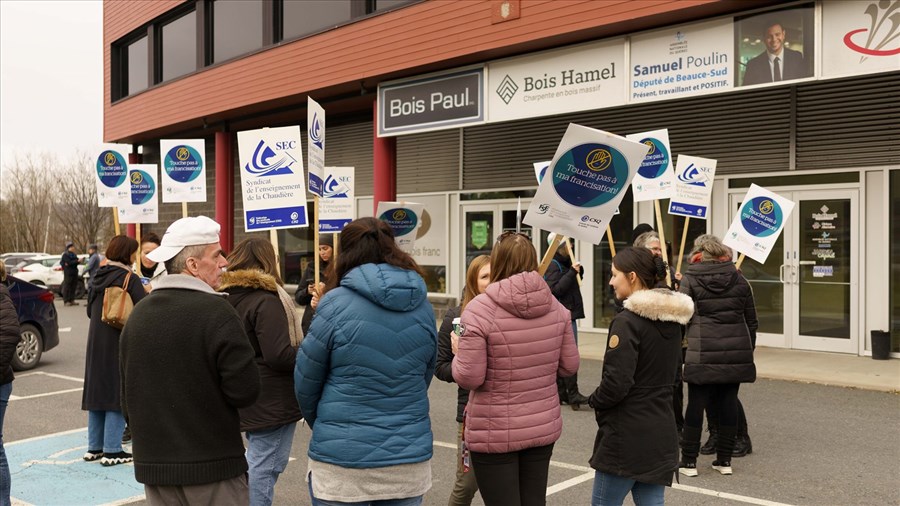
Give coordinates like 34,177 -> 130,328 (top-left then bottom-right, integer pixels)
581,215 -> 601,224
586,149 -> 613,172
393,209 -> 407,221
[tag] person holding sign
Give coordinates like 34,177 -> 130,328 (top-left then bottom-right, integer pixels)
294,218 -> 437,505
543,237 -> 589,411
678,235 -> 758,478
295,235 -> 334,336
452,232 -> 579,505
589,247 -> 693,505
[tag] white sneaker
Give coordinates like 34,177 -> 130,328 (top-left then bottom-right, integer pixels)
679,461 -> 698,477
712,460 -> 733,475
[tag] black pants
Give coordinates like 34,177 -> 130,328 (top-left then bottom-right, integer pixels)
685,383 -> 739,429
673,348 -> 686,430
62,271 -> 79,303
706,395 -> 749,435
470,443 -> 554,506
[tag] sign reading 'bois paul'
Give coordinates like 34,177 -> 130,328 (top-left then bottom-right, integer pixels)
378,68 -> 484,136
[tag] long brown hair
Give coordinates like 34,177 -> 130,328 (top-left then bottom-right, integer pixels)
326,217 -> 423,292
461,255 -> 490,312
489,234 -> 537,283
227,237 -> 283,285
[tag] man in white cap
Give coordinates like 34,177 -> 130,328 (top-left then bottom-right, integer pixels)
120,216 -> 260,504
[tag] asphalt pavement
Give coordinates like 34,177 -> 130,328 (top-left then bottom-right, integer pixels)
6,301 -> 900,505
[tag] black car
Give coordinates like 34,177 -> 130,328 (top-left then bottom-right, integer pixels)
3,275 -> 60,370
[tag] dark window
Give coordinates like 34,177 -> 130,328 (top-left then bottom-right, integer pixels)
374,0 -> 413,10
213,0 -> 263,63
891,171 -> 900,352
127,36 -> 149,96
161,10 -> 197,81
282,0 -> 353,40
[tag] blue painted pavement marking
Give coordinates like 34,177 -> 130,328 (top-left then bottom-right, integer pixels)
7,428 -> 144,505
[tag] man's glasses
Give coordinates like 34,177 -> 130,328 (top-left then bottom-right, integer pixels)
496,231 -> 531,243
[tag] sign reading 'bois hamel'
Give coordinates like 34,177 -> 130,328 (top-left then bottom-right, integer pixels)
378,68 -> 484,136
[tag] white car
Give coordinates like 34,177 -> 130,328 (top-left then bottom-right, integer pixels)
15,254 -> 88,298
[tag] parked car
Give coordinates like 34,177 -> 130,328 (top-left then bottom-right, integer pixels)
3,275 -> 60,370
14,254 -> 88,298
1,252 -> 46,275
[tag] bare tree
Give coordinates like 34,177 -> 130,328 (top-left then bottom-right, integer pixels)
53,151 -> 114,251
0,152 -> 56,252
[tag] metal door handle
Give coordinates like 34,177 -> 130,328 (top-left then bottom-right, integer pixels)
779,264 -> 787,283
799,260 -> 816,265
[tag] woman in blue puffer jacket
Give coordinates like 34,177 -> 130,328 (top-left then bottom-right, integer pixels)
295,217 -> 437,506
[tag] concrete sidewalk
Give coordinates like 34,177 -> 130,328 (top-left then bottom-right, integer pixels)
579,331 -> 900,393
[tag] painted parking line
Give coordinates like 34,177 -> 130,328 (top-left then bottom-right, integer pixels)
433,440 -> 796,505
10,371 -> 85,401
10,387 -> 84,402
59,327 -> 72,332
7,428 -> 144,505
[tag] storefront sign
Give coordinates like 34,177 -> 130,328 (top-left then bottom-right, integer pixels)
94,145 -> 130,208
377,201 -> 425,254
668,155 -> 717,219
723,184 -> 795,263
626,129 -> 675,202
237,126 -> 308,232
734,4 -> 815,87
524,123 -> 648,244
319,167 -> 354,233
630,18 -> 734,103
160,139 -> 206,203
378,68 -> 484,136
307,97 -> 326,196
118,164 -> 158,224
822,0 -> 900,78
488,39 -> 626,123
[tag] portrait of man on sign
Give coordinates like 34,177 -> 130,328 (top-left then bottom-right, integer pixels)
736,5 -> 814,87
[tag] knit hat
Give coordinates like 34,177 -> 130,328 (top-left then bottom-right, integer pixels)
319,234 -> 334,248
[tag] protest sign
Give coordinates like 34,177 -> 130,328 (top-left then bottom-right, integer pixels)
237,126 -> 308,232
307,97 -> 326,196
117,164 -> 158,224
533,161 -> 550,183
377,201 -> 425,254
319,167 -> 355,233
95,145 -> 131,208
160,139 -> 206,203
668,155 -> 717,219
723,184 -> 795,264
524,123 -> 649,244
625,129 -> 675,202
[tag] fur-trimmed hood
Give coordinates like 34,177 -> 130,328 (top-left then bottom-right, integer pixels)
624,288 -> 694,325
219,269 -> 279,293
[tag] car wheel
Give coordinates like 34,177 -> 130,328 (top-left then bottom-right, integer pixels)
13,323 -> 43,371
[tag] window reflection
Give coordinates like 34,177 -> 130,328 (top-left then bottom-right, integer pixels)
283,0 -> 352,41
162,10 -> 197,81
213,0 -> 263,63
127,37 -> 149,96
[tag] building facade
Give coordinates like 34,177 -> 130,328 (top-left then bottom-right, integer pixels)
104,0 -> 900,356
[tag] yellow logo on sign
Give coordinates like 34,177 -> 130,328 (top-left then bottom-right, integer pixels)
586,149 -> 612,172
176,147 -> 191,161
104,152 -> 117,166
759,200 -> 774,215
393,210 -> 407,220
643,140 -> 656,155
131,172 -> 143,184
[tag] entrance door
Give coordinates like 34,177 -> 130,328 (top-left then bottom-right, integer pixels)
461,202 -> 537,269
731,189 -> 858,353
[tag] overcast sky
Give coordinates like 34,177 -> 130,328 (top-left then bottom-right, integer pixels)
0,0 -> 103,170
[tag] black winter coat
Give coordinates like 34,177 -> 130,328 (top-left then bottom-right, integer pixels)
61,251 -> 79,275
589,289 -> 694,486
82,264 -> 148,411
544,252 -> 585,320
295,259 -> 331,335
679,261 -> 758,385
0,284 -> 20,385
435,306 -> 469,423
221,270 -> 303,432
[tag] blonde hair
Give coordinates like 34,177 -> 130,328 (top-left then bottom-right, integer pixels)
461,255 -> 490,312
490,234 -> 538,283
690,234 -> 732,262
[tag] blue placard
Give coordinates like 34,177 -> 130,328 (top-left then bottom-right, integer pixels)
668,201 -> 707,218
246,206 -> 308,230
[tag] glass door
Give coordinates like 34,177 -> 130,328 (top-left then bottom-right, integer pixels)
461,201 -> 536,269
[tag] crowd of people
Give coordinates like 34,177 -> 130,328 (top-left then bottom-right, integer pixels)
59,214 -> 759,506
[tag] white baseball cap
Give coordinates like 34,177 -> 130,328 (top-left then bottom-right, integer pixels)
146,216 -> 221,263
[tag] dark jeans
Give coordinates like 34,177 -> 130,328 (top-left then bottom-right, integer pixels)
685,383 -> 739,429
62,272 -> 79,303
705,396 -> 749,435
470,444 -> 554,506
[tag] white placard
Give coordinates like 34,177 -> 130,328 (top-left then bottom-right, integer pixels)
524,124 -> 649,244
319,167 -> 355,233
723,184 -> 795,263
376,201 -> 425,254
630,18 -> 734,103
94,145 -> 131,208
821,0 -> 900,79
160,139 -> 206,203
488,39 -> 626,123
668,155 -> 717,219
307,97 -> 326,196
237,126 -> 308,232
118,164 -> 158,224
408,194 -> 447,266
625,129 -> 675,201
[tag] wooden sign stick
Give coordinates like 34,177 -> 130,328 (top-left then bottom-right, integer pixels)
677,216 -> 690,275
112,208 -> 120,235
182,202 -> 188,219
654,199 -> 673,288
538,234 -> 564,276
563,237 -> 582,286
606,225 -> 617,257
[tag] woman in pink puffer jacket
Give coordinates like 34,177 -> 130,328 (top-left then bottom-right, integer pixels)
452,233 -> 580,506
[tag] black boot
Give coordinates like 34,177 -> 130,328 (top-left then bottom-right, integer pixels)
679,426 -> 702,477
700,425 -> 718,455
564,374 -> 589,411
712,426 -> 737,475
733,433 -> 753,457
